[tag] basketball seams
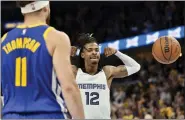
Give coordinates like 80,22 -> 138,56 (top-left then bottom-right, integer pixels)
153,36 -> 181,64
160,37 -> 169,63
168,37 -> 173,62
171,38 -> 181,58
153,51 -> 166,64
171,42 -> 181,62
152,42 -> 166,63
174,46 -> 180,59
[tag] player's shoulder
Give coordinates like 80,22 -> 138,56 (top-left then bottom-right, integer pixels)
44,26 -> 67,36
1,32 -> 8,43
1,28 -> 16,43
44,27 -> 71,53
44,27 -> 69,42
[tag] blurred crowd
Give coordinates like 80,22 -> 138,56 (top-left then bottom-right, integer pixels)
51,1 -> 184,44
1,1 -> 184,44
110,53 -> 184,119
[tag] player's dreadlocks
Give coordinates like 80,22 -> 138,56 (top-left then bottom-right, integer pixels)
76,33 -> 97,48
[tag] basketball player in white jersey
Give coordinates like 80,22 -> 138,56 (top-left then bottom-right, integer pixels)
71,33 -> 141,119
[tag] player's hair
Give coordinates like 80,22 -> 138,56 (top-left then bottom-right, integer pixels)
16,1 -> 34,8
16,1 -> 42,13
77,33 -> 102,71
77,33 -> 97,48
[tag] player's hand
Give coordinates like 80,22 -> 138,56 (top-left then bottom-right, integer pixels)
71,46 -> 78,57
104,47 -> 117,57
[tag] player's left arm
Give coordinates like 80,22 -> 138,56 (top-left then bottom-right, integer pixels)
104,47 -> 141,78
70,46 -> 78,76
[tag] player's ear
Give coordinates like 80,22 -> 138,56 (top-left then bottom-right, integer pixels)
42,7 -> 48,12
81,52 -> 85,58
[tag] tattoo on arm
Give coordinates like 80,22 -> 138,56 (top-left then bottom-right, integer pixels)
111,65 -> 128,78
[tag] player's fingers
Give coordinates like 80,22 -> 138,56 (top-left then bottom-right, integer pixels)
73,49 -> 77,53
73,50 -> 76,54
72,46 -> 77,50
108,48 -> 111,56
105,52 -> 108,57
71,50 -> 75,55
112,50 -> 115,55
106,50 -> 109,57
72,48 -> 77,56
74,49 -> 77,53
71,52 -> 75,56
105,48 -> 108,57
104,48 -> 108,57
71,46 -> 75,50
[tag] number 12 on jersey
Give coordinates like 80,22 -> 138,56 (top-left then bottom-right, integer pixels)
85,92 -> 99,105
15,57 -> 27,87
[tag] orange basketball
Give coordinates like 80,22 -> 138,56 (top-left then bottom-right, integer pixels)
152,36 -> 182,64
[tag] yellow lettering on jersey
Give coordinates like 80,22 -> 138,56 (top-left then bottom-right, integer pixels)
15,57 -> 21,86
27,39 -> 36,50
31,42 -> 41,52
11,40 -> 16,50
16,38 -> 23,48
6,43 -> 13,53
21,57 -> 27,87
23,37 -> 31,48
2,46 -> 9,54
2,37 -> 41,54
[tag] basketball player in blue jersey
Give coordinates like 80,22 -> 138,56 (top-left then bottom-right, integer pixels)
1,1 -> 84,119
71,33 -> 141,119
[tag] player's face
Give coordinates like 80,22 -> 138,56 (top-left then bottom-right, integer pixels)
81,42 -> 100,65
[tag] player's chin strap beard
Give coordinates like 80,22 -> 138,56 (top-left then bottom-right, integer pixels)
21,1 -> 50,14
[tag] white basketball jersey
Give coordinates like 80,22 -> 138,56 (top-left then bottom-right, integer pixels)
76,68 -> 111,119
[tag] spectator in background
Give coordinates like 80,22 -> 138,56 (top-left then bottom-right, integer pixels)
110,54 -> 184,119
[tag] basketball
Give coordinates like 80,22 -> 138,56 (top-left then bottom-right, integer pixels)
152,36 -> 181,64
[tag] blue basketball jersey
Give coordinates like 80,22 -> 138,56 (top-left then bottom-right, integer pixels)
1,23 -> 67,117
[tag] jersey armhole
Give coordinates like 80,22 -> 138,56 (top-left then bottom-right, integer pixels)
43,27 -> 54,40
43,27 -> 55,57
1,33 -> 8,43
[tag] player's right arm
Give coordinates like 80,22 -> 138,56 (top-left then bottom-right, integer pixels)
45,28 -> 84,119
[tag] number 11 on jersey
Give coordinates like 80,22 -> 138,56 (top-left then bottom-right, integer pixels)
15,57 -> 27,87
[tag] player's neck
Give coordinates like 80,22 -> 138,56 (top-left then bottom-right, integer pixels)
24,15 -> 46,25
84,63 -> 98,75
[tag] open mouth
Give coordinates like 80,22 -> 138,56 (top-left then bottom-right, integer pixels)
90,56 -> 98,60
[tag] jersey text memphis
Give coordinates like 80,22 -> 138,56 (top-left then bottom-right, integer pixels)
76,68 -> 111,119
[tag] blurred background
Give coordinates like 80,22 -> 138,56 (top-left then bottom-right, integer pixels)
1,1 -> 185,119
